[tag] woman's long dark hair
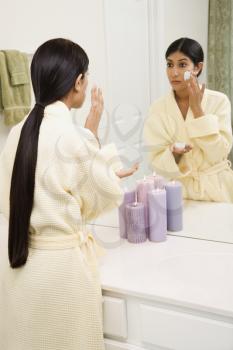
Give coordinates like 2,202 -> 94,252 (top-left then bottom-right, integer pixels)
165,37 -> 204,77
8,38 -> 89,268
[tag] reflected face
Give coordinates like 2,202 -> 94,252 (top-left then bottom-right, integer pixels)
166,51 -> 197,92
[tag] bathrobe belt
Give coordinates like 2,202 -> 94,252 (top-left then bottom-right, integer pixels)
179,160 -> 231,197
29,230 -> 105,264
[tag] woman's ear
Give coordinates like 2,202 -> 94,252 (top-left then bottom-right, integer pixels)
74,74 -> 83,92
193,62 -> 203,76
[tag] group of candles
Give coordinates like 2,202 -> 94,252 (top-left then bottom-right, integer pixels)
118,173 -> 183,243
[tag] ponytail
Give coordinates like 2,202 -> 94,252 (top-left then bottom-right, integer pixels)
8,104 -> 45,268
8,37 -> 89,268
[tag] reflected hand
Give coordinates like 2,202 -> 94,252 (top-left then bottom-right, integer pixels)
171,143 -> 193,155
171,144 -> 192,164
185,74 -> 205,118
115,163 -> 139,178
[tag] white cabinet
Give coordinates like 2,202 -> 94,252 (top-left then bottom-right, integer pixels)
103,296 -> 128,339
140,304 -> 233,350
103,292 -> 233,350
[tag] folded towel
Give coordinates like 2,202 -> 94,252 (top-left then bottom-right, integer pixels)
4,50 -> 30,86
0,50 -> 31,126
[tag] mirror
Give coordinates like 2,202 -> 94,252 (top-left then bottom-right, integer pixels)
93,0 -> 233,245
0,0 -> 233,244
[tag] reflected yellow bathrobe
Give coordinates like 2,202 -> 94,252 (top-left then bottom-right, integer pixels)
0,101 -> 123,350
144,89 -> 233,202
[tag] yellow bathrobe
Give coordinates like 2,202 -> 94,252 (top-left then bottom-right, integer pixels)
0,101 -> 123,350
144,88 -> 233,202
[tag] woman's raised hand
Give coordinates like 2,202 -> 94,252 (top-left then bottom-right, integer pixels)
85,86 -> 104,137
186,74 -> 205,118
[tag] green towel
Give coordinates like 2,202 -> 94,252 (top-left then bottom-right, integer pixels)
4,50 -> 30,86
0,50 -> 31,126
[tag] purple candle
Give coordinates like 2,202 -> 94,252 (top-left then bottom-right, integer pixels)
118,189 -> 136,238
146,172 -> 166,189
165,180 -> 183,231
136,177 -> 154,235
148,189 -> 167,242
125,202 -> 147,243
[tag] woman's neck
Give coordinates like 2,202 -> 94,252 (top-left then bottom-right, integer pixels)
174,88 -> 189,102
173,89 -> 189,119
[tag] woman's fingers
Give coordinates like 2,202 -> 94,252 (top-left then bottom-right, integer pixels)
85,86 -> 104,135
115,163 -> 139,178
131,162 -> 139,172
91,86 -> 97,105
184,144 -> 193,152
189,74 -> 205,98
98,88 -> 104,111
171,143 -> 193,154
186,77 -> 194,96
186,74 -> 205,118
91,87 -> 104,112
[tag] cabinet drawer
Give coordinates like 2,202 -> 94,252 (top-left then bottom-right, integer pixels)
140,304 -> 233,350
103,296 -> 127,339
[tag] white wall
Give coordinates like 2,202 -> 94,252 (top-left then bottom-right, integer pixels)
149,0 -> 209,100
0,0 -> 107,82
0,0 -> 107,148
164,0 -> 209,59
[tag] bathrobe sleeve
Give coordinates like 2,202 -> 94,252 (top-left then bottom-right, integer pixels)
185,93 -> 233,165
62,130 -> 123,221
0,122 -> 123,224
143,101 -> 184,179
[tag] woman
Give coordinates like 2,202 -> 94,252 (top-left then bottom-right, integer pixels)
144,37 -> 233,202
0,38 -> 137,350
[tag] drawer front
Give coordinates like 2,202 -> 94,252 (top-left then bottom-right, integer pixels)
103,296 -> 128,339
140,304 -> 233,350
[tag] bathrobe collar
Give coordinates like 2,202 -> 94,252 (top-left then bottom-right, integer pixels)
44,100 -> 72,123
166,89 -> 208,121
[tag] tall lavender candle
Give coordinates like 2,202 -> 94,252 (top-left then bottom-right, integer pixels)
125,202 -> 147,243
165,180 -> 183,231
118,189 -> 136,238
146,172 -> 166,189
136,177 -> 154,235
148,188 -> 167,242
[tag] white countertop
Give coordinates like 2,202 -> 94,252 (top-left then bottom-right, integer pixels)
91,199 -> 233,243
96,226 -> 233,318
89,200 -> 233,319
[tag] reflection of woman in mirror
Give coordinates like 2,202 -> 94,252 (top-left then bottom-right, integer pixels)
144,37 -> 233,202
0,38 -> 138,350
